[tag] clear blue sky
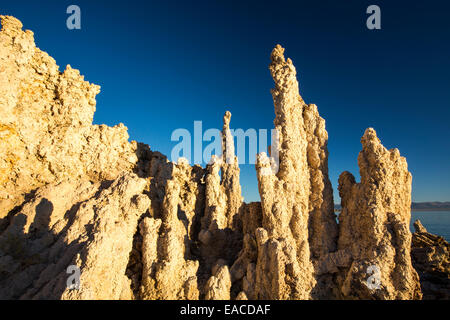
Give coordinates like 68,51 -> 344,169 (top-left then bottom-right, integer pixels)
3,0 -> 449,203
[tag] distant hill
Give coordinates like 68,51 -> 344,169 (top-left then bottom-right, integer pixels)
411,202 -> 450,211
334,202 -> 450,212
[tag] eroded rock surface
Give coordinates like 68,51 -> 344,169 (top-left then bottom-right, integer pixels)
336,129 -> 422,299
233,45 -> 339,300
0,173 -> 150,300
411,220 -> 450,299
0,16 -> 138,218
0,16 -> 445,300
199,111 -> 243,272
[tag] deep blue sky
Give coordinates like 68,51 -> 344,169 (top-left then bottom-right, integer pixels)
3,0 -> 449,203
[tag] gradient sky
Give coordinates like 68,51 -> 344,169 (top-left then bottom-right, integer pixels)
2,0 -> 449,203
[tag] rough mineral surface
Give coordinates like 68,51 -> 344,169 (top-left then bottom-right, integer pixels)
199,111 -> 243,272
241,45 -> 338,299
0,173 -> 150,299
1,15 -> 448,300
411,220 -> 450,299
0,16 -> 138,220
336,129 -> 422,299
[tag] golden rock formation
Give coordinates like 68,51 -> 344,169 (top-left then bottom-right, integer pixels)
0,15 -> 441,300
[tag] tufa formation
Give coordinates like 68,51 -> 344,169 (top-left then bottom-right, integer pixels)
0,15 -> 448,300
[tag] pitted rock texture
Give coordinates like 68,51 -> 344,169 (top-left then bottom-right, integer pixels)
139,178 -> 200,300
0,16 -> 443,300
199,111 -> 243,273
124,112 -> 244,300
204,259 -> 232,300
243,45 -> 338,299
0,173 -> 150,300
0,15 -> 138,218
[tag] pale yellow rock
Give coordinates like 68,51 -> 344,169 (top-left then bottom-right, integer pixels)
204,259 -> 232,300
140,178 -> 200,300
139,217 -> 162,299
0,16 -> 430,301
303,104 -> 337,260
411,220 -> 450,299
337,128 -> 422,299
236,291 -> 248,300
199,112 -> 243,272
0,173 -> 150,300
0,15 -> 138,217
413,219 -> 427,233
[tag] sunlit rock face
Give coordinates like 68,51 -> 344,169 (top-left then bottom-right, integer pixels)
336,128 -> 422,299
0,15 -> 432,300
411,220 -> 450,300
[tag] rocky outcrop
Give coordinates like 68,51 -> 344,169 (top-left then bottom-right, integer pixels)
249,46 -> 313,299
204,259 -> 232,300
127,111 -> 244,300
336,129 -> 421,299
1,15 -> 445,300
411,220 -> 450,299
231,45 -> 339,300
138,177 -> 200,300
0,173 -> 150,299
199,111 -> 243,271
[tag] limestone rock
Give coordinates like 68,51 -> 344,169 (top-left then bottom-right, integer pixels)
336,128 -> 422,299
303,103 -> 338,260
0,15 -> 138,217
140,178 -> 200,299
413,220 -> 428,233
251,45 -> 340,299
199,112 -> 243,271
1,15 -> 444,301
0,172 -> 150,299
138,217 -> 162,299
137,112 -> 243,299
131,152 -> 206,300
204,259 -> 232,300
411,220 -> 450,299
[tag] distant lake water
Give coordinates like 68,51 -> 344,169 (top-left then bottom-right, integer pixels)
410,211 -> 450,241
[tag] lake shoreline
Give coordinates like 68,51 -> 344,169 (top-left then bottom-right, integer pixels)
411,208 -> 450,212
